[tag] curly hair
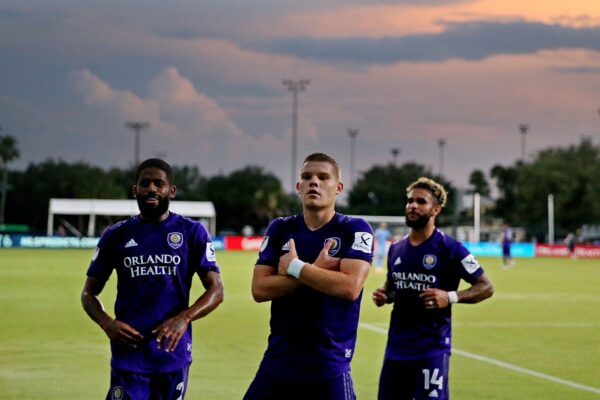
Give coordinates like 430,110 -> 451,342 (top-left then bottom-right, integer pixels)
406,177 -> 447,207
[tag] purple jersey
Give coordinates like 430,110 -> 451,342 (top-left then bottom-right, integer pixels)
385,229 -> 483,361
256,213 -> 374,381
87,212 -> 219,373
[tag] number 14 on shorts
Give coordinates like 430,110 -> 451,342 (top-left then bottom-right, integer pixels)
422,368 -> 444,392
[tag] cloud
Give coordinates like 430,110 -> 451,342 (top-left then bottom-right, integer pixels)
67,67 -> 300,179
69,67 -> 242,140
255,20 -> 600,64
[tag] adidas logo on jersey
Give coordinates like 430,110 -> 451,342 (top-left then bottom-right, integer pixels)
281,242 -> 290,251
394,257 -> 402,265
125,239 -> 138,248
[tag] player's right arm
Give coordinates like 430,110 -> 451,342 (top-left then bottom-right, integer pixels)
81,276 -> 144,348
251,265 -> 301,302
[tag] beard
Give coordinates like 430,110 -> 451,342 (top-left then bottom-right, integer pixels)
405,212 -> 432,230
137,195 -> 170,220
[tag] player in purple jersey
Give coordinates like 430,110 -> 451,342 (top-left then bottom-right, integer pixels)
501,223 -> 515,269
81,158 -> 224,400
244,153 -> 374,400
372,177 -> 493,400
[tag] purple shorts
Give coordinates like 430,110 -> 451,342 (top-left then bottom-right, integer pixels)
244,369 -> 356,400
106,366 -> 189,400
378,353 -> 450,400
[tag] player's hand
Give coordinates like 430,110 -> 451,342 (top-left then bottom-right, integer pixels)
152,314 -> 190,353
420,288 -> 450,309
314,239 -> 341,271
102,319 -> 144,348
278,239 -> 298,276
372,287 -> 388,307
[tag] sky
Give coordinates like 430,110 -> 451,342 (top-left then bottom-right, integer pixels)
2,0 -> 600,194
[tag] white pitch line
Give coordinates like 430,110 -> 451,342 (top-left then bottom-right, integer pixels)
359,323 -> 600,396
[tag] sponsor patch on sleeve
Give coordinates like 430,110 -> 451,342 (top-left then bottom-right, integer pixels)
351,232 -> 373,254
461,254 -> 481,274
92,247 -> 100,261
260,236 -> 269,253
206,242 -> 217,262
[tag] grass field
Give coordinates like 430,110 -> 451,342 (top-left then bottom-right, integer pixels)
1,249 -> 599,399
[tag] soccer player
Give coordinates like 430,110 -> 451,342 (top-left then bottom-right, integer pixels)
244,152 -> 374,400
372,177 -> 493,400
81,158 -> 224,400
374,222 -> 392,274
501,223 -> 514,269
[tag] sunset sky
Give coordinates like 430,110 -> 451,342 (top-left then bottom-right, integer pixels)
2,0 -> 600,193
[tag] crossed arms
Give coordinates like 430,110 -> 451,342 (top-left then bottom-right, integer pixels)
251,239 -> 371,303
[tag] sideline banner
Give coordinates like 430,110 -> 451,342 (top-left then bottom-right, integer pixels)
535,244 -> 600,259
464,242 -> 535,258
0,234 -> 99,248
3,234 -> 600,259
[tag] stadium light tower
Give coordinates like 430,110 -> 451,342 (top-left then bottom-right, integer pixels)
437,138 -> 446,177
125,121 -> 149,166
519,123 -> 529,162
348,129 -> 358,185
391,147 -> 400,166
282,79 -> 310,192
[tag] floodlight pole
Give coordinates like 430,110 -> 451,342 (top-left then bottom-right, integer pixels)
348,129 -> 358,185
125,121 -> 150,166
519,123 -> 529,162
437,139 -> 446,177
282,79 -> 310,192
391,147 -> 400,166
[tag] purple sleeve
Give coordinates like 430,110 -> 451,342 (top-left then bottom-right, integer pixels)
86,232 -> 115,282
256,218 -> 283,268
452,244 -> 484,284
192,224 -> 220,274
342,218 -> 375,263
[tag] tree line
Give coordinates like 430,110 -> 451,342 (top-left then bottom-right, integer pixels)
2,136 -> 599,240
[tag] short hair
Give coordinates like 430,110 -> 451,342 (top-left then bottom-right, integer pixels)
406,177 -> 447,207
135,158 -> 174,184
302,152 -> 341,180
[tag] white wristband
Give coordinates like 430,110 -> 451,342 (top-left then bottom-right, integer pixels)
287,258 -> 305,279
448,291 -> 458,304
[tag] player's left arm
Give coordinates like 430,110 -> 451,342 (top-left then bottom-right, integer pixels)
420,273 -> 494,309
153,271 -> 224,352
279,239 -> 370,301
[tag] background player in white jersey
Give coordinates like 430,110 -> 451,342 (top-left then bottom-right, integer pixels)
244,152 -> 374,400
81,158 -> 224,399
374,222 -> 392,273
372,177 -> 493,400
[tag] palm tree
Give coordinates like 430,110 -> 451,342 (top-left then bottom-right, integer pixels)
0,134 -> 20,225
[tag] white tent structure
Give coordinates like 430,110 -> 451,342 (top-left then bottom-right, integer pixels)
47,199 -> 216,237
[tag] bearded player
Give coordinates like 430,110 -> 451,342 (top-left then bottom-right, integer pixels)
372,177 -> 493,400
81,158 -> 224,399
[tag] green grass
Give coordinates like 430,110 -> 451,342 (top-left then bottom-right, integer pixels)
1,249 -> 599,399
